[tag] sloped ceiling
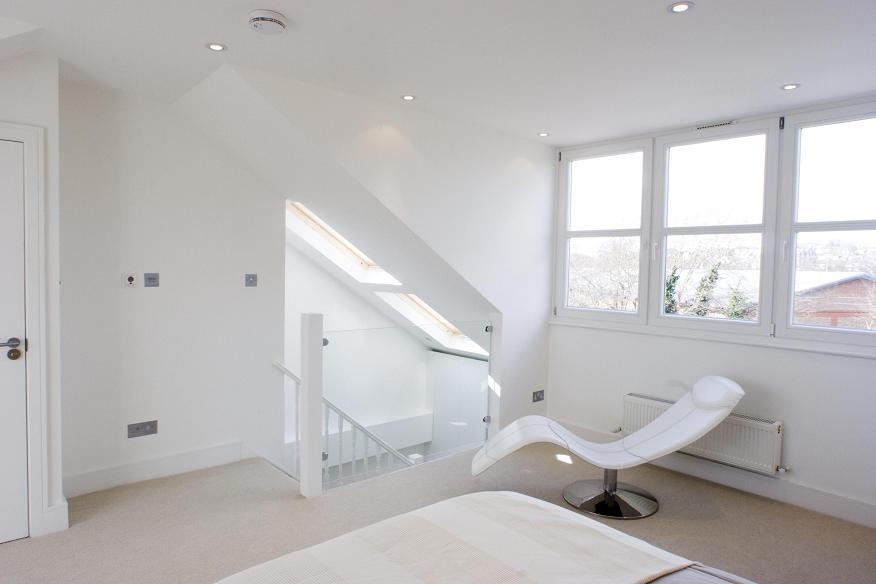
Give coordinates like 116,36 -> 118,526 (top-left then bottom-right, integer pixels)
0,15 -> 39,60
177,65 -> 497,331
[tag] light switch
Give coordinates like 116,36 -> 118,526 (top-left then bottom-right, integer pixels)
144,272 -> 160,287
245,274 -> 258,287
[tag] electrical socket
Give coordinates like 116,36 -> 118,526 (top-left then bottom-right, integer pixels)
128,420 -> 158,438
532,390 -> 545,403
122,273 -> 137,288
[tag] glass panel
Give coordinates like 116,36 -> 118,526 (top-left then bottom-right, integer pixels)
666,134 -> 766,227
567,236 -> 640,312
321,322 -> 489,488
569,151 -> 643,230
797,117 -> 876,223
792,231 -> 876,331
664,234 -> 762,321
281,373 -> 300,481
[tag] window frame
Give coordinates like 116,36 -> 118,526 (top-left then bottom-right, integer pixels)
773,102 -> 876,348
555,101 -> 876,354
648,119 -> 780,337
554,138 -> 653,324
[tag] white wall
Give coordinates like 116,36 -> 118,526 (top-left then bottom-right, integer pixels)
0,53 -> 65,533
57,58 -> 555,496
284,239 -> 413,370
284,239 -> 431,435
548,325 -> 876,526
60,81 -> 285,496
237,67 -> 556,426
178,66 -> 556,430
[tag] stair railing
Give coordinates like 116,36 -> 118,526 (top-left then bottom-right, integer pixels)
323,398 -> 414,483
273,359 -> 413,488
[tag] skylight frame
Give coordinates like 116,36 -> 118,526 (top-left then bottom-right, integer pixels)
375,292 -> 489,357
286,202 -> 401,286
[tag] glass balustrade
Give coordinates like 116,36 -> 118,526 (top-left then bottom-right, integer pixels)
320,321 -> 491,488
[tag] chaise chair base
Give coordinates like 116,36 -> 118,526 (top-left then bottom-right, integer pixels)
563,470 -> 659,519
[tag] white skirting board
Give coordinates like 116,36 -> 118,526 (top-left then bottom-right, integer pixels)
555,419 -> 876,529
63,442 -> 252,498
29,501 -> 69,537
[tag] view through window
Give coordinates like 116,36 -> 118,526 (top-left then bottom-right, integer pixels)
662,134 -> 766,322
792,117 -> 876,331
557,102 -> 876,345
565,149 -> 644,313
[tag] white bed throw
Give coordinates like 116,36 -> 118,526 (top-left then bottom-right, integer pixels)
217,491 -> 692,584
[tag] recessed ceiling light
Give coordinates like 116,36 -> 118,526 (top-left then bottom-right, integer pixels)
668,1 -> 693,13
781,83 -> 800,91
401,95 -> 416,101
538,132 -> 550,137
207,43 -> 226,52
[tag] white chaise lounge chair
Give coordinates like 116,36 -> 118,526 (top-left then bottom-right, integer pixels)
472,376 -> 744,519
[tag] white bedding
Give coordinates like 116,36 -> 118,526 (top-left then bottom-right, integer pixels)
217,491 -> 692,584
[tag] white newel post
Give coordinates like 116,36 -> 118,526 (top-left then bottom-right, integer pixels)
486,311 -> 503,439
300,313 -> 324,497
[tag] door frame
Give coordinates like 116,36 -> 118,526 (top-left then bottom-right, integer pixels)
1,120 -> 67,537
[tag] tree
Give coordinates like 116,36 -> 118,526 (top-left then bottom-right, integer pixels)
724,286 -> 748,320
567,238 -> 640,311
664,266 -> 680,314
692,264 -> 720,317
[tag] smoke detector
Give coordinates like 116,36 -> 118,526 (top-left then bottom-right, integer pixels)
249,10 -> 287,34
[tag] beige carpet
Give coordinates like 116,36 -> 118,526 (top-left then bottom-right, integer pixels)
1,445 -> 875,584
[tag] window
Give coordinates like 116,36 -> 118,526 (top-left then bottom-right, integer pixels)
777,107 -> 876,342
286,202 -> 401,285
651,124 -> 777,334
556,102 -> 876,353
556,141 -> 651,321
375,292 -> 489,356
288,201 -> 485,354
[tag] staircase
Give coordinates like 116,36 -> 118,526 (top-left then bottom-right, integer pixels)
274,361 -> 415,490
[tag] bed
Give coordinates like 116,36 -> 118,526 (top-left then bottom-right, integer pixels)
217,491 -> 756,584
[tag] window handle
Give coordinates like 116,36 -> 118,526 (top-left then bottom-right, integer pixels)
780,240 -> 788,263
651,241 -> 659,261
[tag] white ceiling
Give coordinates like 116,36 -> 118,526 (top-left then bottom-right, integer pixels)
1,0 -> 875,145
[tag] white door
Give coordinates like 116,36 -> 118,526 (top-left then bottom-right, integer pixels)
0,138 -> 28,543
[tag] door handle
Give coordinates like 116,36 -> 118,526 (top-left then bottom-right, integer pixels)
1,337 -> 21,348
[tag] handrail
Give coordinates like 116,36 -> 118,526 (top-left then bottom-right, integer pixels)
273,361 -> 412,469
273,361 -> 302,385
324,398 -> 414,467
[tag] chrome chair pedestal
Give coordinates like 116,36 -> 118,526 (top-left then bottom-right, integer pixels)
562,469 -> 659,519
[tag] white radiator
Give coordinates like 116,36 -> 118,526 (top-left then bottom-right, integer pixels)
622,393 -> 783,476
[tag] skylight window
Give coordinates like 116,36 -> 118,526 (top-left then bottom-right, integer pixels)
286,202 -> 401,286
375,292 -> 489,356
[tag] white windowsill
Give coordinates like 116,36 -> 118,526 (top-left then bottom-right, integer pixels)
548,317 -> 876,360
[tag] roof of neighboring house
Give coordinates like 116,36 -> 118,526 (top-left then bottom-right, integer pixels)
672,269 -> 876,306
795,272 -> 876,296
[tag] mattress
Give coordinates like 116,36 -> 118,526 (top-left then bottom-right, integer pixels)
217,491 -> 756,584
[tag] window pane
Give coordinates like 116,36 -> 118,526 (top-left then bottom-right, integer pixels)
793,231 -> 876,331
666,134 -> 766,227
797,117 -> 876,222
567,237 -> 640,312
664,234 -> 762,321
569,151 -> 642,230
